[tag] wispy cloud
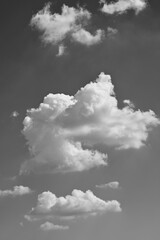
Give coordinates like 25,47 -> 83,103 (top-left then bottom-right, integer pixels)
40,222 -> 69,231
0,186 -> 33,198
31,3 -> 104,54
21,73 -> 159,174
96,181 -> 120,189
107,27 -> 118,37
100,0 -> 147,15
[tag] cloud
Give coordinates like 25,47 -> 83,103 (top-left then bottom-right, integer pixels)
123,99 -> 135,108
21,73 -> 159,174
19,222 -> 24,227
107,27 -> 118,37
40,222 -> 69,231
0,186 -> 33,197
100,0 -> 147,15
72,29 -> 104,46
96,181 -> 120,189
11,111 -> 19,118
31,3 -> 104,50
56,44 -> 66,57
25,189 -> 121,221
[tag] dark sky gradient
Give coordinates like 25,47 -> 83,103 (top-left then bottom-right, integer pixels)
1,0 -> 160,239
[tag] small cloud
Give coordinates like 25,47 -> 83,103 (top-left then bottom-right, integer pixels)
40,222 -> 69,231
56,44 -> 66,57
107,27 -> 118,37
24,214 -> 36,222
11,111 -> 19,118
71,29 -> 105,46
8,176 -> 17,181
123,99 -> 135,109
0,186 -> 33,198
100,0 -> 147,15
96,181 -> 120,189
19,222 -> 24,227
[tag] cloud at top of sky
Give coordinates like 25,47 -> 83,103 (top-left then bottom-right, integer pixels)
30,1 -> 147,55
30,3 -> 104,54
20,73 -> 160,174
0,186 -> 33,197
25,189 -> 121,222
100,0 -> 147,15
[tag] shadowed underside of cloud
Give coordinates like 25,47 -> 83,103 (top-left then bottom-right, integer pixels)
40,221 -> 69,231
25,189 -> 121,222
0,186 -> 32,197
100,0 -> 147,15
20,73 -> 159,174
30,3 -> 104,54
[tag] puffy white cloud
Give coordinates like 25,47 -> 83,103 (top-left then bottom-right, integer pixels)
96,181 -> 120,189
0,186 -> 32,197
40,222 -> 69,231
100,0 -> 147,15
31,4 -> 104,50
72,29 -> 104,46
21,73 -> 159,174
26,189 -> 121,221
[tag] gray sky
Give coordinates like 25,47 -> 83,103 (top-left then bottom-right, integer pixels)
1,0 -> 160,239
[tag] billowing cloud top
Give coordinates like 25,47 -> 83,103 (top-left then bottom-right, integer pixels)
26,189 -> 121,221
21,73 -> 159,174
0,186 -> 32,197
100,0 -> 147,15
30,3 -> 104,52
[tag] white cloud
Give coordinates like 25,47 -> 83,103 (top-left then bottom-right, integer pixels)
11,111 -> 19,118
0,186 -> 32,197
56,44 -> 66,57
96,181 -> 120,189
100,0 -> 147,15
72,29 -> 104,46
21,73 -> 159,174
40,222 -> 69,231
30,4 -> 104,50
26,189 -> 121,221
123,99 -> 135,108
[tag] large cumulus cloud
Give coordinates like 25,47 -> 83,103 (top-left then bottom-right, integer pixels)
25,189 -> 121,221
21,73 -> 159,174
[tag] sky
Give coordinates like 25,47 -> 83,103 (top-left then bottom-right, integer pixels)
1,0 -> 160,239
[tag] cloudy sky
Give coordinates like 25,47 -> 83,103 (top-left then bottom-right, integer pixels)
1,0 -> 160,239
